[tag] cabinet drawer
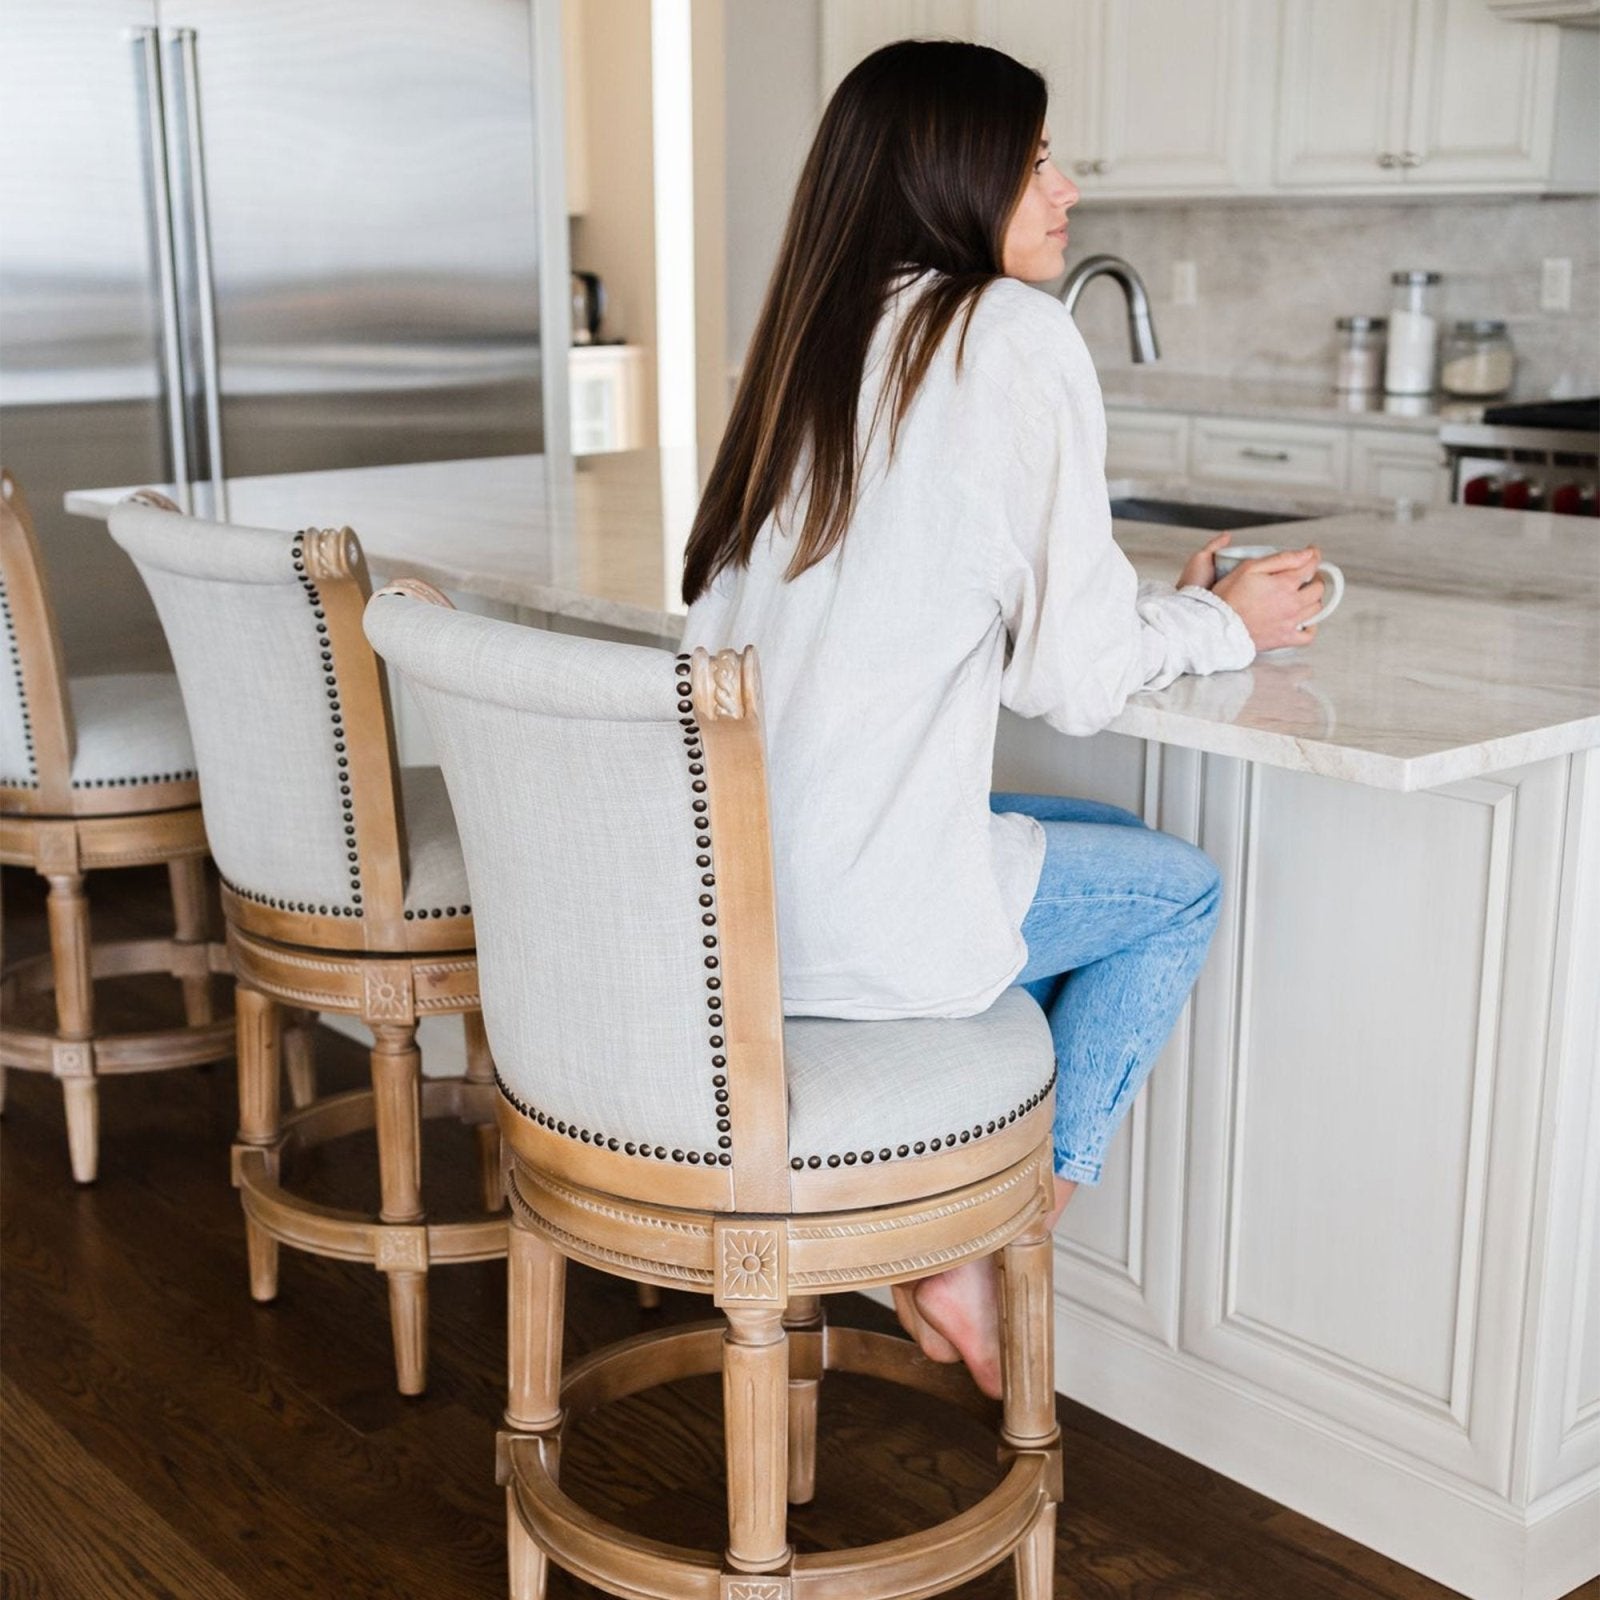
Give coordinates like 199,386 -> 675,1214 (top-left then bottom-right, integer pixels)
1105,407 -> 1190,478
1190,417 -> 1348,490
1349,429 -> 1448,505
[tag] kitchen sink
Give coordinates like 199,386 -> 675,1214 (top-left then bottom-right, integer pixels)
1109,496 -> 1314,532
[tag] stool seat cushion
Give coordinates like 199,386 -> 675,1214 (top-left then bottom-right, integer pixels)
782,987 -> 1056,1170
399,765 -> 472,918
68,673 -> 197,792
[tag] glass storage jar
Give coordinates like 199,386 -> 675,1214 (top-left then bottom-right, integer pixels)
1384,270 -> 1441,395
1439,320 -> 1515,398
1334,316 -> 1386,391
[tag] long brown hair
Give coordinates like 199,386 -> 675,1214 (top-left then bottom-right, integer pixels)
682,40 -> 1047,605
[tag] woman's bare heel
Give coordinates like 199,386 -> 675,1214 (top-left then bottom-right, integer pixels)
891,1281 -> 961,1364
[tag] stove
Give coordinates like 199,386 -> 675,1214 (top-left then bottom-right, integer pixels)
1440,396 -> 1600,513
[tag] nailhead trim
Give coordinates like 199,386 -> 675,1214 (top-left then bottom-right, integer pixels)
677,653 -> 734,1166
71,769 -> 197,789
786,1067 -> 1059,1172
291,532 -> 363,915
494,1070 -> 723,1168
0,573 -> 38,787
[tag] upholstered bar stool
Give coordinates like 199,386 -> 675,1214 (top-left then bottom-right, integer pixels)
108,501 -> 506,1394
367,585 -> 1063,1599
0,472 -> 233,1182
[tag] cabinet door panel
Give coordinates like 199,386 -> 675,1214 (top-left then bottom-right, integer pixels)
1349,429 -> 1447,505
1097,0 -> 1253,190
974,0 -> 1098,175
1405,0 -> 1558,184
1276,0 -> 1412,186
820,0 -> 979,100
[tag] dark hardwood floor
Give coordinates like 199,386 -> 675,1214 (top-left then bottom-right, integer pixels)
2,864 -> 1592,1600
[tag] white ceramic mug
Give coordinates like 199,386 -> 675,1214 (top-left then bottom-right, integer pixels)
1213,542 -> 1345,629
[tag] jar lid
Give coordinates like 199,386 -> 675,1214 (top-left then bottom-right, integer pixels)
1336,315 -> 1387,331
1450,319 -> 1508,335
1391,269 -> 1442,286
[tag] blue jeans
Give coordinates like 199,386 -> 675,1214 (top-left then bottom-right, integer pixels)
992,792 -> 1223,1185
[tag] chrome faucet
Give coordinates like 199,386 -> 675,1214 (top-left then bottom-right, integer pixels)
1059,254 -> 1161,364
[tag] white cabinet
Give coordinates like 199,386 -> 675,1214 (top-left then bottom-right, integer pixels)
820,0 -> 978,99
1349,429 -> 1449,504
1105,407 -> 1450,506
1104,408 -> 1189,479
569,345 -> 648,455
1189,415 -> 1349,492
973,0 -> 1274,196
1276,0 -> 1588,193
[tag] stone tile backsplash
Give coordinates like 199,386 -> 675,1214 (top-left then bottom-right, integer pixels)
1059,195 -> 1599,400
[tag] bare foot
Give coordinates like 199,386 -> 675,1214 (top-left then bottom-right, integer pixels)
902,1178 -> 1080,1400
910,1257 -> 1004,1399
891,1283 -> 960,1364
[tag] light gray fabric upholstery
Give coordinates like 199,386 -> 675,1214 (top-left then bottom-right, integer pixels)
367,593 -> 727,1159
785,989 -> 1053,1167
399,765 -> 471,916
67,674 -> 196,790
109,505 -> 361,911
366,592 -> 1057,1171
0,575 -> 35,785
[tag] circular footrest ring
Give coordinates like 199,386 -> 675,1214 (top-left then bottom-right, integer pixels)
503,1321 -> 1056,1600
0,938 -> 233,1076
234,1077 -> 507,1268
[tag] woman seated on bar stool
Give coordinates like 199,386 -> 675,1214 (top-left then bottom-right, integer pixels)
680,39 -> 1327,1396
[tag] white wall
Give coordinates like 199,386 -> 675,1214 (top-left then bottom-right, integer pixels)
722,0 -> 822,380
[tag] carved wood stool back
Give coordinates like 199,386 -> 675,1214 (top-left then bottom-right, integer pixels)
107,499 -> 507,1394
366,585 -> 1063,1598
0,471 -> 232,1182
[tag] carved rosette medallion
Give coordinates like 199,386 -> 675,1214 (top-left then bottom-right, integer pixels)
714,1221 -> 785,1305
362,965 -> 415,1024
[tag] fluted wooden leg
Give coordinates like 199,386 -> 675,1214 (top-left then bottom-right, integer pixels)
463,1010 -> 503,1213
283,1009 -> 318,1109
372,1020 -> 428,1395
1001,1214 -> 1059,1600
234,985 -> 282,1302
166,855 -> 214,1026
47,872 -> 97,1184
506,1211 -> 564,1600
783,1295 -> 823,1505
723,1306 -> 791,1573
1014,1503 -> 1056,1600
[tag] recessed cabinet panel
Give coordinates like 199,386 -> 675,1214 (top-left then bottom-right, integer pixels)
1096,0 -> 1252,190
1228,768 -> 1503,1403
1349,429 -> 1448,505
1407,0 -> 1558,184
820,0 -> 978,99
1276,0 -> 1414,187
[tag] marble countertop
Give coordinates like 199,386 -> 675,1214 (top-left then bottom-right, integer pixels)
1096,369 -> 1496,433
67,449 -> 1600,793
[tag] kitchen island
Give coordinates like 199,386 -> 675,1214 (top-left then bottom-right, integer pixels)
68,452 -> 1599,1600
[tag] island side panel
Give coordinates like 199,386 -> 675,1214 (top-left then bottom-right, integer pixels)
994,707 -> 1598,1600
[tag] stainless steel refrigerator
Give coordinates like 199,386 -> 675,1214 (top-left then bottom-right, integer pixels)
0,0 -> 550,672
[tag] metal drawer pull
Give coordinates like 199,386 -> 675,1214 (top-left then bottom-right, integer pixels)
1240,447 -> 1292,463
1399,151 -> 1421,168
1377,152 -> 1399,169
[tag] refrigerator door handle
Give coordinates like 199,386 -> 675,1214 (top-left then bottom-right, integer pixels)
131,25 -> 193,512
172,27 -> 228,519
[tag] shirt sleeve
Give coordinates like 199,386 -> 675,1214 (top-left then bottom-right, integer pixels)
989,320 -> 1255,737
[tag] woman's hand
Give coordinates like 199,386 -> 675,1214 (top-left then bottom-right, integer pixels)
1178,532 -> 1231,591
1212,545 -> 1326,653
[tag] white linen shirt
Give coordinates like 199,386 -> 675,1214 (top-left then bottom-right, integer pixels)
681,272 -> 1254,1019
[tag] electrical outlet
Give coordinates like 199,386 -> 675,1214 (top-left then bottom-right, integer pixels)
1172,260 -> 1198,307
1541,257 -> 1572,313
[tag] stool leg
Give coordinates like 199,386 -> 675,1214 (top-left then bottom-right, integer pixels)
783,1295 -> 824,1505
283,1009 -> 318,1109
166,856 -> 214,1026
462,1009 -> 503,1213
46,872 -> 97,1184
372,1021 -> 428,1395
723,1306 -> 791,1572
235,985 -> 283,1302
1001,1218 -> 1059,1600
507,1208 -> 565,1600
